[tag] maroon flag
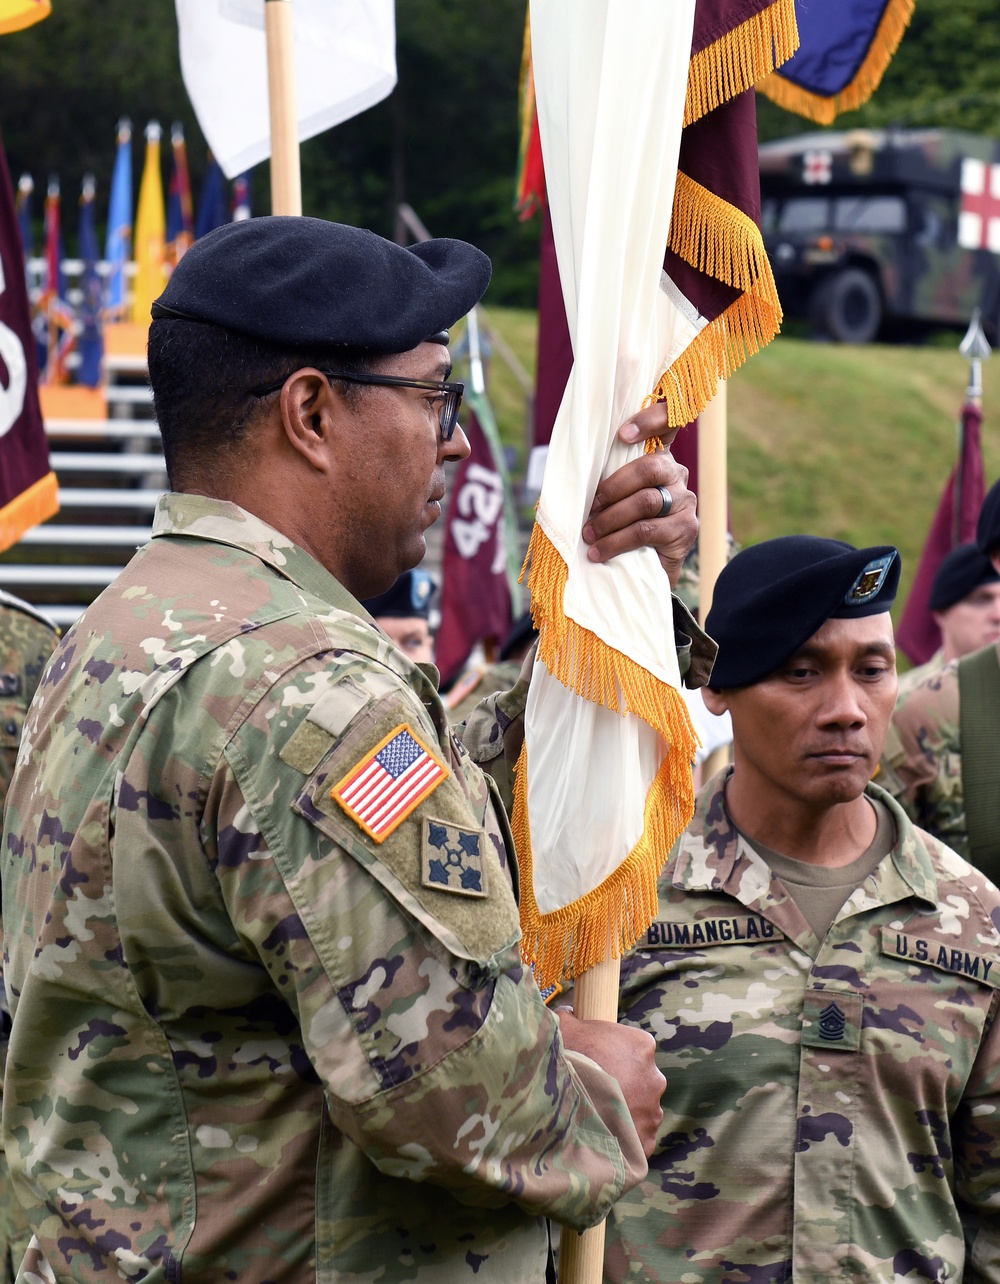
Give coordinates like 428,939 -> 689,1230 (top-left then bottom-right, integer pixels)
524,3 -> 786,492
896,402 -> 986,664
0,130 -> 58,551
531,205 -> 573,453
435,407 -> 513,687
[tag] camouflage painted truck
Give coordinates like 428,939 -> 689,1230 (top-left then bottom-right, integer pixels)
758,128 -> 1000,343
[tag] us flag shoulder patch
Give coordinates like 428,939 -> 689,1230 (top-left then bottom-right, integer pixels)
331,724 -> 449,843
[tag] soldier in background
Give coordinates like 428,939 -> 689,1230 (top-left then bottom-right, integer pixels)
361,568 -> 437,665
882,525 -> 1000,864
0,591 -> 57,1283
894,543 -> 1000,698
607,536 -> 1000,1283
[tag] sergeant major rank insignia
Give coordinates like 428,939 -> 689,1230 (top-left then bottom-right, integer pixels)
421,819 -> 488,897
332,724 -> 448,843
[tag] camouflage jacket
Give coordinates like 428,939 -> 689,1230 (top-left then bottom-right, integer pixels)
0,593 -> 57,1283
895,647 -> 947,701
608,772 -> 1000,1284
0,494 -> 648,1284
0,592 -> 57,804
880,655 -> 967,860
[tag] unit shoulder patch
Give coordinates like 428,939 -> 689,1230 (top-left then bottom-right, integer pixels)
332,723 -> 449,843
421,818 -> 488,898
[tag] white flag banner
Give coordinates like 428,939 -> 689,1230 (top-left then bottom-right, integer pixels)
175,0 -> 396,179
515,0 -> 702,987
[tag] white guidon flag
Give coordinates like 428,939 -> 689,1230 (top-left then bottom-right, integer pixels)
175,0 -> 397,179
515,0 -> 704,988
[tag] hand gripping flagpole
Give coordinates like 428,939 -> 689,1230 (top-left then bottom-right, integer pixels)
265,0 -> 303,216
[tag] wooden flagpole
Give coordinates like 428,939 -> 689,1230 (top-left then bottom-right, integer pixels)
265,0 -> 302,216
558,929 -> 619,1283
698,381 -> 728,779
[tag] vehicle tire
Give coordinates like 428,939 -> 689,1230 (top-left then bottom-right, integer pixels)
811,268 -> 882,344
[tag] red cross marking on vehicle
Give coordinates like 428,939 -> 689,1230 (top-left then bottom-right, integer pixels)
802,150 -> 832,185
958,158 -> 1000,253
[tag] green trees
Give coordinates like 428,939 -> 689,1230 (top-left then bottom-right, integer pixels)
0,0 -> 536,301
1,0 -> 998,304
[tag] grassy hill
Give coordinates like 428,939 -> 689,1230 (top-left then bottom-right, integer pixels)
481,307 -> 1000,629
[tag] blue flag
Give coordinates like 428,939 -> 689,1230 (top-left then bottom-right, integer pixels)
231,170 -> 252,222
77,175 -> 103,388
759,0 -> 914,124
195,154 -> 227,239
15,172 -> 32,259
104,117 -> 132,320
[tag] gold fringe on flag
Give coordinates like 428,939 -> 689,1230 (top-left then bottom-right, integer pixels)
685,0 -> 799,126
515,521 -> 699,987
651,170 -> 783,427
0,0 -> 50,36
757,0 -> 915,125
0,471 -> 59,555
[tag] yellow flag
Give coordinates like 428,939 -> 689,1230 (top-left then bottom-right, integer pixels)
130,121 -> 167,326
0,0 -> 49,35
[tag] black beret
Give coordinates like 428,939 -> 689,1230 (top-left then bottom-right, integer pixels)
976,479 -> 1000,557
499,612 -> 539,661
706,535 -> 900,689
361,569 -> 436,620
150,216 -> 492,352
929,543 -> 1000,611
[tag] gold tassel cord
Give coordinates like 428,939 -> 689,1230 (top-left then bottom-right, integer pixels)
756,0 -> 915,125
651,171 -> 783,427
0,471 -> 59,555
685,0 -> 799,126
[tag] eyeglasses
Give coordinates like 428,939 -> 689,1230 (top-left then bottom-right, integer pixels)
248,369 -> 465,442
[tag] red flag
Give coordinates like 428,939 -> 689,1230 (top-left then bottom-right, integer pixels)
896,402 -> 986,665
0,130 -> 58,550
435,408 -> 513,687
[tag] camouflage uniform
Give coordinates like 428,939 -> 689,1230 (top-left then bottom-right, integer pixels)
894,646 -> 946,701
880,655 -> 968,860
445,658 -> 523,728
608,771 -> 1000,1283
0,591 -> 58,799
0,593 -> 57,1284
0,494 -> 649,1284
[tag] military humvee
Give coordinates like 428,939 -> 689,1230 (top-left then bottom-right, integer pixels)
758,128 -> 1000,343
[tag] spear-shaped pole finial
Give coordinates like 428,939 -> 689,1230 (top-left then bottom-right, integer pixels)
959,308 -> 991,404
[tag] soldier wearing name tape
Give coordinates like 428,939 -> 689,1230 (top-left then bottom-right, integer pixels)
605,536 -> 1000,1284
882,495 -> 1000,872
0,592 -> 57,1283
0,216 -> 707,1283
